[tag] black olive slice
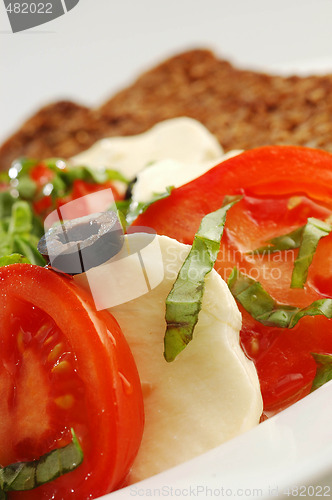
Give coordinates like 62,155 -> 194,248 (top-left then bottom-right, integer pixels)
124,176 -> 137,200
38,211 -> 124,275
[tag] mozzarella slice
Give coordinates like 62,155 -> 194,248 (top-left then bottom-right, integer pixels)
74,233 -> 263,484
70,117 -> 223,179
131,150 -> 242,204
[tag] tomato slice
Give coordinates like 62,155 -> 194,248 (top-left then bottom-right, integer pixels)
57,179 -> 122,210
133,145 -> 332,415
0,264 -> 144,499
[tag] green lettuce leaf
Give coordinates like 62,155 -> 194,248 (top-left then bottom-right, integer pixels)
0,254 -> 30,267
0,199 -> 46,266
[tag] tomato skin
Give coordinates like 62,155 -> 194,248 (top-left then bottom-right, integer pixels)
57,179 -> 122,207
134,146 -> 332,242
0,264 -> 144,499
54,179 -> 122,221
134,146 -> 332,415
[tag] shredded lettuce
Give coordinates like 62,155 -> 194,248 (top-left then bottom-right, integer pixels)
0,254 -> 30,267
1,157 -> 130,267
0,194 -> 45,266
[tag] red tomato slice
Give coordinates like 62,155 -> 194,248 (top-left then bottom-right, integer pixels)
134,145 -> 332,416
57,179 -> 122,207
0,264 -> 144,499
30,164 -> 55,188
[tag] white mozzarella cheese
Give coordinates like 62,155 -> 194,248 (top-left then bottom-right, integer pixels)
74,233 -> 263,484
131,150 -> 242,203
70,117 -> 224,180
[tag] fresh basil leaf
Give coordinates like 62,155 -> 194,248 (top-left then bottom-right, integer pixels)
250,226 -> 304,255
0,429 -> 83,493
228,267 -> 332,328
127,186 -> 174,225
311,353 -> 332,392
0,254 -> 31,267
291,217 -> 331,288
164,196 -> 241,362
290,299 -> 332,328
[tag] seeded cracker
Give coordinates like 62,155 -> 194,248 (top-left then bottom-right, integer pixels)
1,49 -> 332,171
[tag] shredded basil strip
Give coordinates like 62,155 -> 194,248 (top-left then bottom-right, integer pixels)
249,217 -> 331,288
228,267 -> 332,328
311,353 -> 332,392
291,217 -> 331,289
126,186 -> 174,225
249,226 -> 304,255
0,429 -> 83,494
164,196 -> 241,362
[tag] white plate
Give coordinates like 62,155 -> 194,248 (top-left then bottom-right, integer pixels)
105,382 -> 332,500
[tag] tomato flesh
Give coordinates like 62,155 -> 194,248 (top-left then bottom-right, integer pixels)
0,264 -> 144,499
0,300 -> 86,466
134,146 -> 332,415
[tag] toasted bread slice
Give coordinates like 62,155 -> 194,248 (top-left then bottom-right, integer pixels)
1,49 -> 332,171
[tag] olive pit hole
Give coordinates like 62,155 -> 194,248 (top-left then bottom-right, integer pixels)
56,221 -> 100,244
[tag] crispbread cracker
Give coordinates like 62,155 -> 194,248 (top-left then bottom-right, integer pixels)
1,49 -> 332,171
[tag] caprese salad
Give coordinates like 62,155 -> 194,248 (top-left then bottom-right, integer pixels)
1,118 -> 332,499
